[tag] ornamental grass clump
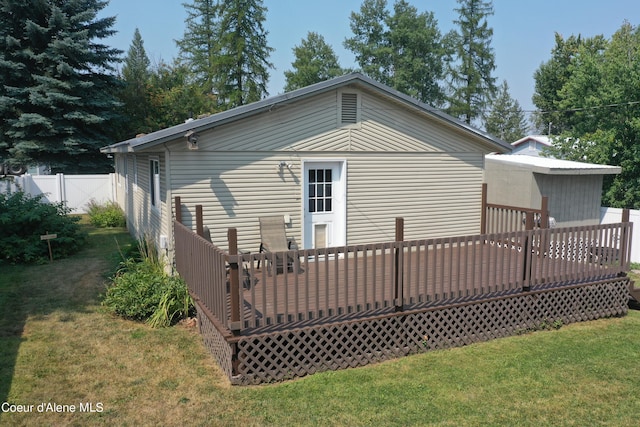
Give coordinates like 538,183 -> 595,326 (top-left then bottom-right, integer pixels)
86,199 -> 126,228
102,236 -> 193,327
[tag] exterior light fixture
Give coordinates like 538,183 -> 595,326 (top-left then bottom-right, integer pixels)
185,130 -> 199,150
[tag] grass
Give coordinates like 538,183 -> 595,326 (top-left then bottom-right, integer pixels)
1,221 -> 640,426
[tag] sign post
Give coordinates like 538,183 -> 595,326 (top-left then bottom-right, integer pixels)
40,232 -> 57,262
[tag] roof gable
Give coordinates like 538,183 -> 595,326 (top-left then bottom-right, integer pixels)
101,73 -> 512,154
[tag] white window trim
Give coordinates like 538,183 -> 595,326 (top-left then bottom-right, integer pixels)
133,155 -> 138,190
150,157 -> 160,211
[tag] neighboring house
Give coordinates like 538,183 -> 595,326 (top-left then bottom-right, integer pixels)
511,135 -> 552,156
101,73 -> 511,263
484,154 -> 621,228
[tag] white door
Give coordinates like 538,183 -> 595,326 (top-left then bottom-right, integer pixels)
303,161 -> 346,249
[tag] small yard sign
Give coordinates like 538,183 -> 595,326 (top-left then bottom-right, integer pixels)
40,232 -> 57,262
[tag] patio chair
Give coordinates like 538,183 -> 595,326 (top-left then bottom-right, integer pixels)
259,215 -> 296,274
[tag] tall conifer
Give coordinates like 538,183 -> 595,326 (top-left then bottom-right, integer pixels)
446,0 -> 497,124
0,0 -> 121,173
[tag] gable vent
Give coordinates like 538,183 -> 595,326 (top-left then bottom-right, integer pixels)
341,93 -> 358,124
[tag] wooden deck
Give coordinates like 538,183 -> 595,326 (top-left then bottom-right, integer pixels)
236,236 -> 619,331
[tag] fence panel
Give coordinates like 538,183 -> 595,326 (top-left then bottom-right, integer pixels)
0,173 -> 115,213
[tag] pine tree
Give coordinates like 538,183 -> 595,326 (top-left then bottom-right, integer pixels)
175,0 -> 219,96
213,0 -> 273,108
484,81 -> 528,142
446,0 -> 497,124
119,28 -> 152,138
284,32 -> 348,92
0,0 -> 121,173
344,0 -> 447,105
177,0 -> 274,110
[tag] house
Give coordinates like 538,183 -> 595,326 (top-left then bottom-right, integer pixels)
484,154 -> 621,227
511,135 -> 552,156
101,73 -> 511,263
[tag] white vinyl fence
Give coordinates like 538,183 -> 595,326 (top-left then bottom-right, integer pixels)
0,173 -> 115,214
601,207 -> 640,264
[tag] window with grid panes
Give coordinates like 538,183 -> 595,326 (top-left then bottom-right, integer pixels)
308,169 -> 332,213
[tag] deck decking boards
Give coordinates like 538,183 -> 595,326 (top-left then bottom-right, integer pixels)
235,239 -> 618,332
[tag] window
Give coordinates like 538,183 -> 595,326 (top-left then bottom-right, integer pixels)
341,92 -> 359,125
150,158 -> 160,208
124,156 -> 129,194
133,155 -> 138,188
308,169 -> 332,213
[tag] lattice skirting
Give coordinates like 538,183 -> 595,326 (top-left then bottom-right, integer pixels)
196,278 -> 629,385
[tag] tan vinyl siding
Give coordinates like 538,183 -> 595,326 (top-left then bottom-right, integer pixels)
132,86 -> 495,257
122,153 -> 166,251
170,151 -> 484,250
356,91 -> 491,153
346,152 -> 484,243
196,91 -> 346,153
171,152 -> 303,252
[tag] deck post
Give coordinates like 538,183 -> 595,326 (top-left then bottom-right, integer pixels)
196,205 -> 204,237
394,217 -> 404,312
540,196 -> 549,228
522,211 -> 535,291
228,228 -> 241,334
174,196 -> 182,224
481,183 -> 488,234
620,208 -> 631,270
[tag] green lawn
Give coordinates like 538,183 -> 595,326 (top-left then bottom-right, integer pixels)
1,223 -> 639,426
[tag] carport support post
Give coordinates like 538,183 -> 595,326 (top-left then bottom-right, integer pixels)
394,217 -> 404,312
228,228 -> 241,334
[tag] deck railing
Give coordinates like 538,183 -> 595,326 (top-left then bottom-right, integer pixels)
174,221 -> 230,329
175,217 -> 632,334
481,183 -> 550,234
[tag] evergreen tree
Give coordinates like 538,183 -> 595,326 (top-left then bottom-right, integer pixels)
178,0 -> 274,109
344,0 -> 447,105
175,0 -> 219,96
119,28 -> 152,138
484,80 -> 527,142
213,0 -> 273,108
284,32 -> 348,92
344,0 -> 391,84
446,0 -> 497,124
0,0 -> 121,173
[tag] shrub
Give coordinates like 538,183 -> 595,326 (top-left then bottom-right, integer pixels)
102,237 -> 193,327
86,199 -> 126,228
0,191 -> 86,264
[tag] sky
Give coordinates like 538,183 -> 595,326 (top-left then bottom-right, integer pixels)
99,0 -> 640,121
